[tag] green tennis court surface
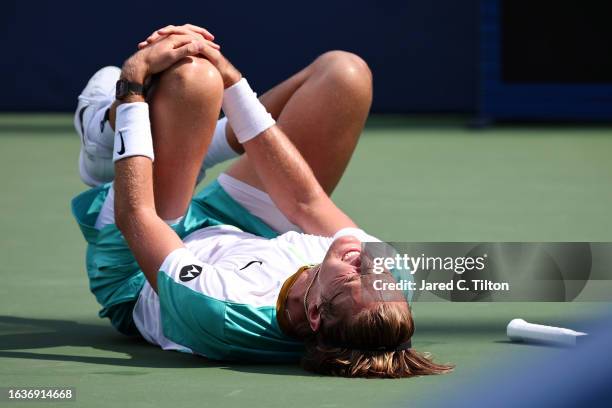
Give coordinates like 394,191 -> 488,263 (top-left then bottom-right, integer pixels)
1,115 -> 611,407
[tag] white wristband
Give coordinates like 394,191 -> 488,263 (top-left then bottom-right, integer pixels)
222,78 -> 276,144
113,102 -> 155,162
333,228 -> 381,243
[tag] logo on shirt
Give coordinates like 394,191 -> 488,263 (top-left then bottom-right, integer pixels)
179,264 -> 203,282
239,260 -> 263,270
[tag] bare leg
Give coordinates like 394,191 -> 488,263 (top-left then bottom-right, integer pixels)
148,57 -> 223,219
225,50 -> 373,195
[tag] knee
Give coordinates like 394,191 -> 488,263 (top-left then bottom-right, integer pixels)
312,50 -> 372,96
157,56 -> 224,101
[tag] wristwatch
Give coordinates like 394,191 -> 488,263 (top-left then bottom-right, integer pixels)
115,79 -> 144,101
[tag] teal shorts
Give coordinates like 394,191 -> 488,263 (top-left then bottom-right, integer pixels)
71,180 -> 278,335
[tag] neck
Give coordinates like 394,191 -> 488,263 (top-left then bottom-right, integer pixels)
285,266 -> 317,339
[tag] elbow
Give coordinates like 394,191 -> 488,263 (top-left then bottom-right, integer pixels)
114,207 -> 130,233
114,204 -> 149,234
285,201 -> 311,227
285,192 -> 326,228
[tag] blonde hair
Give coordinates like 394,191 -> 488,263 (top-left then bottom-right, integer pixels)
302,302 -> 453,378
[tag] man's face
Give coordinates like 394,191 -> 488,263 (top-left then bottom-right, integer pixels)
313,236 -> 406,328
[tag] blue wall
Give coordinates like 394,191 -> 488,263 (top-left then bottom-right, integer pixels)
1,0 -> 478,113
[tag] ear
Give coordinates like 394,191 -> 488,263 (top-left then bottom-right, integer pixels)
307,302 -> 321,332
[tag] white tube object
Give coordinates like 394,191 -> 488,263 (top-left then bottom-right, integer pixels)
507,318 -> 587,346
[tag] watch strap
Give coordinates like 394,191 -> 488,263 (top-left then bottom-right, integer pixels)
116,79 -> 145,100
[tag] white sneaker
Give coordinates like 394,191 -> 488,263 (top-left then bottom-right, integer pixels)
74,66 -> 121,186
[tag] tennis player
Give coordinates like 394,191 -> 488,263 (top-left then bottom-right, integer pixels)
71,24 -> 452,378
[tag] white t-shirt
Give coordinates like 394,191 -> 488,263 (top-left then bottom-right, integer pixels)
133,225 -> 332,351
133,226 -> 377,353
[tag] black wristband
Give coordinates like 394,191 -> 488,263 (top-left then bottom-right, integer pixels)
116,79 -> 144,101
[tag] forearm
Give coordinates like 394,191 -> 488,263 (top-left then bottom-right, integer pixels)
221,78 -> 356,234
112,56 -> 154,216
113,107 -> 183,292
114,157 -> 182,292
242,126 -> 356,235
112,71 -> 177,292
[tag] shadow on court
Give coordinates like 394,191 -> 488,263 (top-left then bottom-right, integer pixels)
0,313 -> 515,372
0,315 -> 316,377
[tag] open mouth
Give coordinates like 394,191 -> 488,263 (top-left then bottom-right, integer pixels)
341,249 -> 362,267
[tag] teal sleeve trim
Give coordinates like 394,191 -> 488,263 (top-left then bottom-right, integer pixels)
158,272 -> 304,362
